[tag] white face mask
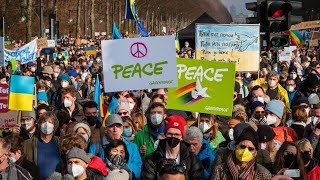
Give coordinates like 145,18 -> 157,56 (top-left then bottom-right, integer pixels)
129,103 -> 135,111
53,72 -> 59,78
64,98 -> 73,108
22,119 -> 33,130
61,81 -> 69,88
228,128 -> 234,141
81,134 -> 89,143
151,113 -> 163,125
31,67 -> 36,72
253,96 -> 264,104
199,122 -> 211,133
290,74 -> 297,79
268,80 -> 277,88
8,156 -> 17,163
286,85 -> 295,92
68,164 -> 85,177
266,114 -> 277,125
41,122 -> 54,135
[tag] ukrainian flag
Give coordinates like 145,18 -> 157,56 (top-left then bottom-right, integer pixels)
93,74 -> 103,122
175,33 -> 180,52
85,46 -> 97,56
9,75 -> 35,111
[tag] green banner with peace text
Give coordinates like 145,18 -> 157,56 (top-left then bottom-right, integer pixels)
167,58 -> 236,116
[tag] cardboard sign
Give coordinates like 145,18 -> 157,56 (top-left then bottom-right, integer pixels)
47,40 -> 56,48
0,84 -> 9,97
195,24 -> 260,72
0,111 -> 18,128
37,38 -> 48,49
167,58 -> 236,116
102,36 -> 177,92
291,20 -> 320,30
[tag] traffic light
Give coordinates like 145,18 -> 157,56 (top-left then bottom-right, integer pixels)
267,0 -> 292,32
288,1 -> 303,27
269,34 -> 290,47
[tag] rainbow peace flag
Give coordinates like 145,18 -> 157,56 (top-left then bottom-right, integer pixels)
289,30 -> 305,46
9,75 -> 35,111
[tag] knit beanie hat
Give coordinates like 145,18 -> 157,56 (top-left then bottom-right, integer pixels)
37,104 -> 50,112
67,147 -> 90,163
257,125 -> 275,143
116,101 -> 131,114
233,123 -> 251,141
73,122 -> 92,137
60,73 -> 72,84
68,69 -> 78,78
21,110 -> 36,120
106,169 -> 129,180
308,93 -> 320,105
236,126 -> 259,150
165,115 -> 186,137
265,100 -> 284,119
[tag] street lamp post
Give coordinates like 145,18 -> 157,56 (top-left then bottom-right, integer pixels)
40,0 -> 44,37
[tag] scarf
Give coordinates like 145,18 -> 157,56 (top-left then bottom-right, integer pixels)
226,153 -> 255,180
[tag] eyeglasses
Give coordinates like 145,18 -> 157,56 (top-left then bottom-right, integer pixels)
239,144 -> 256,152
117,112 -> 128,116
160,164 -> 186,175
255,111 -> 265,115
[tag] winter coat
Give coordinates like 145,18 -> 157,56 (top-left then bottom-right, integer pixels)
272,126 -> 298,143
141,139 -> 204,180
89,136 -> 142,178
133,124 -> 157,158
211,162 -> 272,180
58,102 -> 85,122
2,162 -> 32,180
47,168 -> 105,180
306,158 -> 320,180
198,139 -> 216,179
15,154 -> 39,180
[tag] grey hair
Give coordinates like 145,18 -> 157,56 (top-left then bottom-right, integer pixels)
184,126 -> 203,142
0,138 -> 11,152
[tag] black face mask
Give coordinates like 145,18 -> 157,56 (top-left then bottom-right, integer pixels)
86,116 -> 98,126
166,137 -> 180,148
254,114 -> 264,120
302,152 -> 311,165
284,154 -> 298,168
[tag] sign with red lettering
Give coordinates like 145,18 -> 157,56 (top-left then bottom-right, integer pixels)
0,110 -> 18,128
0,99 -> 8,113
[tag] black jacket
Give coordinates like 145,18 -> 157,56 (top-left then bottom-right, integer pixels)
141,139 -> 204,180
16,154 -> 39,180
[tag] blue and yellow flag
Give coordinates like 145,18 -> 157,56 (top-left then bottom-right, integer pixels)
175,33 -> 180,52
84,46 -> 97,55
112,22 -> 122,40
9,75 -> 35,111
125,0 -> 148,37
93,74 -> 103,122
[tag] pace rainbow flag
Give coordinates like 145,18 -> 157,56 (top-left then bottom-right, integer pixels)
290,29 -> 305,46
9,75 -> 35,111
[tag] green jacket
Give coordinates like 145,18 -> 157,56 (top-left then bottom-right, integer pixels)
133,125 -> 156,158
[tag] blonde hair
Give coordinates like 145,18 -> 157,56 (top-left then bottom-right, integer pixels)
296,138 -> 314,156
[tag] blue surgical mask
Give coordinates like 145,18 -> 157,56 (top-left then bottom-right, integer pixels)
122,128 -> 132,137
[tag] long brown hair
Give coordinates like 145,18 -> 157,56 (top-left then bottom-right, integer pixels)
274,141 -> 307,180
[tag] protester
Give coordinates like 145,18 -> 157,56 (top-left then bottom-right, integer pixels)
73,122 -> 92,144
121,116 -> 137,142
12,110 -> 37,140
0,138 -> 32,179
184,126 -> 215,179
291,106 -> 308,140
59,86 -> 85,121
141,115 -> 204,180
24,112 -> 62,179
131,112 -> 147,131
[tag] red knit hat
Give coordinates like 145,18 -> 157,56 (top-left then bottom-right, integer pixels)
165,115 -> 186,137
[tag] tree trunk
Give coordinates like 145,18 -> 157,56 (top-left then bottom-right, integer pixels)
118,0 -> 121,33
90,0 -> 95,38
76,0 -> 82,38
26,0 -> 32,42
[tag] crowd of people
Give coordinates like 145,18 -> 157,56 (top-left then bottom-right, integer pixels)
0,34 -> 319,180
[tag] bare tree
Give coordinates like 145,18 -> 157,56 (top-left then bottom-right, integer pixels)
26,0 -> 32,42
105,0 -> 110,34
90,0 -> 95,38
76,0 -> 82,38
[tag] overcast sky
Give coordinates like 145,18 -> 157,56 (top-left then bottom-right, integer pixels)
221,0 -> 252,16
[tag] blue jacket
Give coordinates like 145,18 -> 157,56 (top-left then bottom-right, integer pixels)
89,136 -> 142,179
198,139 -> 216,179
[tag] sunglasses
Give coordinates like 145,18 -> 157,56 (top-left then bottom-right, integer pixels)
117,112 -> 128,116
255,111 -> 265,114
240,144 -> 255,152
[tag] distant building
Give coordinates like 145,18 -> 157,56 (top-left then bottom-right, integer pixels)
229,4 -> 237,17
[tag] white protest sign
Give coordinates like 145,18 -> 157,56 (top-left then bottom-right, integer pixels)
47,40 -> 56,48
95,32 -> 100,36
0,110 -> 18,128
4,38 -> 38,64
195,24 -> 260,71
278,50 -> 292,64
0,37 -> 4,67
102,36 -> 177,92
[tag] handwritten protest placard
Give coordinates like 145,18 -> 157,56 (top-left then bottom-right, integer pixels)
167,58 -> 236,116
37,38 -> 48,49
4,38 -> 38,64
195,24 -> 260,71
47,40 -> 56,48
102,36 -> 177,92
0,111 -> 18,128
